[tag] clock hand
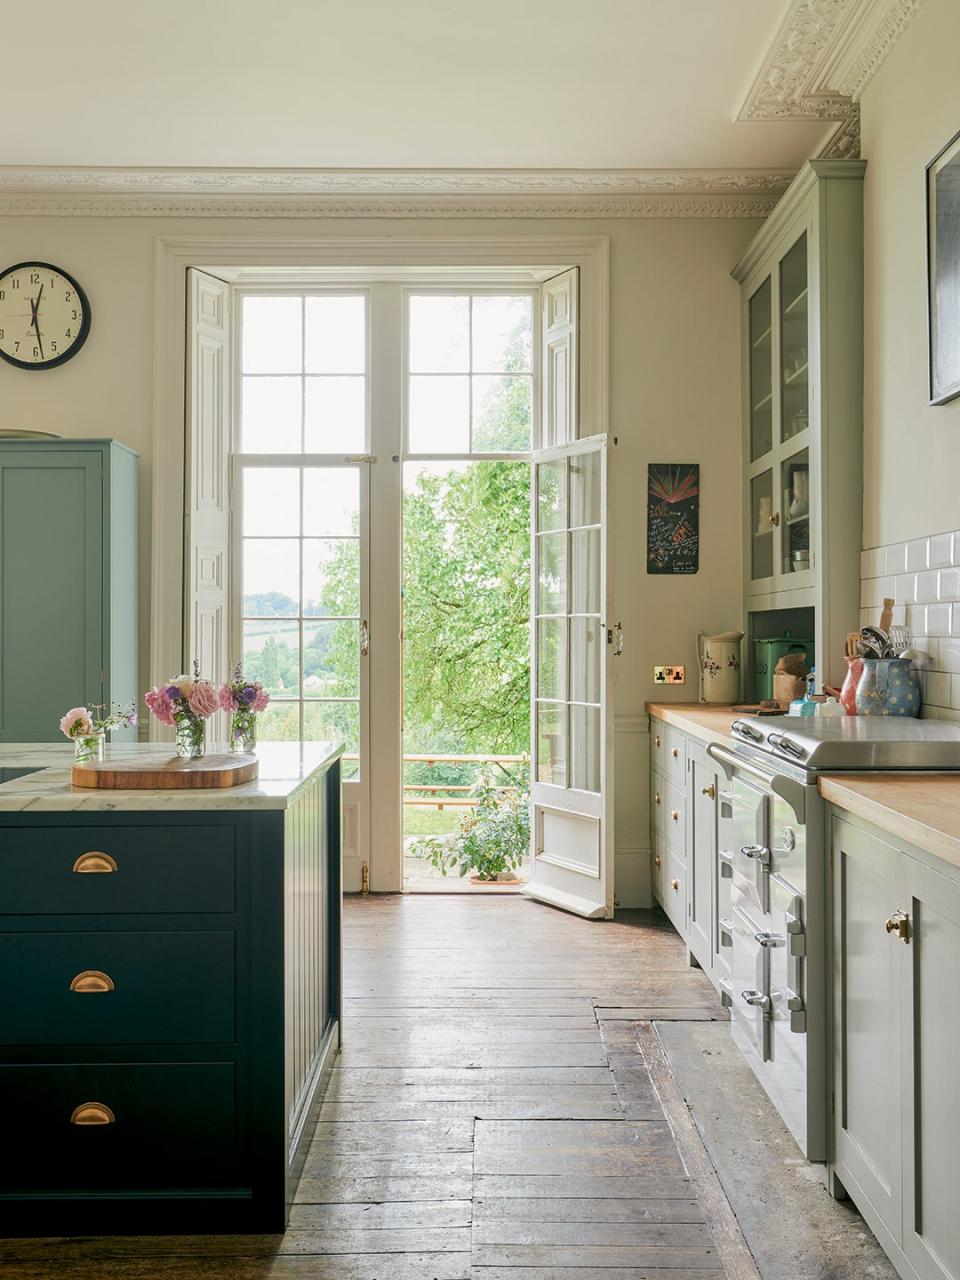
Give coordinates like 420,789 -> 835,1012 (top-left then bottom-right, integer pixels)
30,291 -> 44,360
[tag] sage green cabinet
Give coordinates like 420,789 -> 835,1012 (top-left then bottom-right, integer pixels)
831,810 -> 960,1280
688,742 -> 718,970
0,440 -> 138,741
733,161 -> 864,694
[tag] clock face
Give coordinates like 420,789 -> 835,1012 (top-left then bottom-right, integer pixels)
0,262 -> 90,370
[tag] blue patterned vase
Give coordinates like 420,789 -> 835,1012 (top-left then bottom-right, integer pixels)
855,658 -> 920,717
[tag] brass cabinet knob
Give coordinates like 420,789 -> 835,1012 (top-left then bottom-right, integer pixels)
768,512 -> 781,527
670,809 -> 679,821
671,746 -> 680,758
671,878 -> 679,891
654,855 -> 662,867
70,970 -> 115,994
70,1102 -> 115,1126
884,909 -> 910,943
654,792 -> 661,805
72,851 -> 118,874
701,784 -> 716,799
654,735 -> 661,748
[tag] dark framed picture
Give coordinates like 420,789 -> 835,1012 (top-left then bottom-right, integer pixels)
646,463 -> 699,575
927,128 -> 960,404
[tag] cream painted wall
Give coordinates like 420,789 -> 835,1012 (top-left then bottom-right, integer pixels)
860,0 -> 960,549
0,212 -> 755,900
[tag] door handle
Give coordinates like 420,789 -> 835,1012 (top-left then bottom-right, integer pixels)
741,989 -> 770,1010
884,909 -> 910,943
740,843 -> 771,865
360,619 -> 370,657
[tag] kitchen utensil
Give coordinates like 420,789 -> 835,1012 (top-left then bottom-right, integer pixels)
879,597 -> 895,635
889,625 -> 912,653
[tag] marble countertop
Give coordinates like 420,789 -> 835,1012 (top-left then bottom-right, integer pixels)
819,773 -> 960,872
0,741 -> 342,812
645,702 -> 742,747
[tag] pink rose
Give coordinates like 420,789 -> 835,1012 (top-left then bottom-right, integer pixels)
252,689 -> 270,713
144,687 -> 175,728
60,706 -> 94,739
217,684 -> 238,712
188,681 -> 218,719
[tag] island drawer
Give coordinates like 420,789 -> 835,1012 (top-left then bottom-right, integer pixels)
0,931 -> 236,1045
0,825 -> 236,915
0,1062 -> 239,1192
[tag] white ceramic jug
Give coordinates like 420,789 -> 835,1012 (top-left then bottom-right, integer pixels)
698,631 -> 744,704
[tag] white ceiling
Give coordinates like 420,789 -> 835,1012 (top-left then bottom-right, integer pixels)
4,0 -> 831,171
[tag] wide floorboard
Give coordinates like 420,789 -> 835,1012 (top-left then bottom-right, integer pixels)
0,895 -> 748,1279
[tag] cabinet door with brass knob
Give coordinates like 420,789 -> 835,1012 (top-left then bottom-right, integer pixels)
688,743 -> 718,970
831,815 -> 903,1241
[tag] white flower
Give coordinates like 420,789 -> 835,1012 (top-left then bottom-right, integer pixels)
167,674 -> 196,696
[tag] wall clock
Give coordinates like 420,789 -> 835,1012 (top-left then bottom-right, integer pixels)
0,261 -> 91,370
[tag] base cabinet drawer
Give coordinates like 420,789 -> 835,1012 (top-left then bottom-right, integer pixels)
0,826 -> 236,915
0,1062 -> 239,1192
652,776 -> 686,856
0,931 -> 236,1045
661,848 -> 686,935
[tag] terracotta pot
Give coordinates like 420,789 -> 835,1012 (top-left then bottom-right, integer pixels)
839,656 -> 863,716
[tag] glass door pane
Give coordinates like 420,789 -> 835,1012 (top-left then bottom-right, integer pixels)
781,447 -> 811,576
780,235 -> 809,443
749,278 -> 773,461
751,469 -> 774,581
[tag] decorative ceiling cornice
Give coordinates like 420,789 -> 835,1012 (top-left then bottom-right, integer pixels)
738,0 -> 925,159
0,167 -> 789,219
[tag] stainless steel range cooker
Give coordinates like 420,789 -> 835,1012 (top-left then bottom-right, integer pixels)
707,715 -> 960,1162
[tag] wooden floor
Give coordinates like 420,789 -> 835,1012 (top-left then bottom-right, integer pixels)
1,894 -> 751,1279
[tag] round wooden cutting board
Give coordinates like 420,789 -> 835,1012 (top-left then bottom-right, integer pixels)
72,753 -> 259,790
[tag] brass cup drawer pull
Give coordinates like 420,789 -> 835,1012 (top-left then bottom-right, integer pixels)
69,969 -> 115,993
70,1102 -> 115,1126
72,851 -> 118,874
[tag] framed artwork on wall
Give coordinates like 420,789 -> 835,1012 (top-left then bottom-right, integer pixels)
927,128 -> 960,405
646,463 -> 699,575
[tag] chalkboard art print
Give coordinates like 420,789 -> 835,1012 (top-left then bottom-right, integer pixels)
647,464 -> 699,575
928,128 -> 960,404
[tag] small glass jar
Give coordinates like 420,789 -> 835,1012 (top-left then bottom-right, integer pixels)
74,732 -> 105,764
229,710 -> 257,755
175,715 -> 207,759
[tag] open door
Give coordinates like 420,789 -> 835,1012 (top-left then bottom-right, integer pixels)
525,267 -> 615,918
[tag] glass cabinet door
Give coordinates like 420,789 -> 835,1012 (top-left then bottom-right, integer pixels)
750,469 -> 775,581
779,235 -> 809,444
749,278 -> 773,461
781,447 -> 811,578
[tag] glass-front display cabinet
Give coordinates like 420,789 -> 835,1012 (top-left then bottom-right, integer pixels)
734,160 -> 865,693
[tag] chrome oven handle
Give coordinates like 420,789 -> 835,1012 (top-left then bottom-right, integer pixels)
740,989 -> 770,1010
706,741 -> 775,789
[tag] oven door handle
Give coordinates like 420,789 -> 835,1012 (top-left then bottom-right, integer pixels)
705,742 -> 806,822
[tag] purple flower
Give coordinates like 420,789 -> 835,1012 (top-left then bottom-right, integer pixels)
164,685 -> 181,702
239,686 -> 257,705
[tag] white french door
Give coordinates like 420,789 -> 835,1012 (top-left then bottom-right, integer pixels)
527,434 -> 615,919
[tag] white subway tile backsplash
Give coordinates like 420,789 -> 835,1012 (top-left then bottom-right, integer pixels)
926,603 -> 952,637
906,539 -> 929,571
860,528 -> 960,712
925,670 -> 952,707
916,570 -> 940,603
929,532 -> 955,568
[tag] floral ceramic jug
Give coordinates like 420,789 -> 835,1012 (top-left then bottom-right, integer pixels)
698,631 -> 744,704
855,658 -> 920,717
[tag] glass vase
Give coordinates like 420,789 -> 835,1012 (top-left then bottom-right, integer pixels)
229,710 -> 257,754
74,732 -> 105,764
175,715 -> 207,759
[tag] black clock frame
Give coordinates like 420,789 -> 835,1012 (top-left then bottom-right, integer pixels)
0,261 -> 91,371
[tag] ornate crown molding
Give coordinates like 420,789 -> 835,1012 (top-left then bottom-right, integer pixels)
0,167 -> 789,219
738,0 -> 925,159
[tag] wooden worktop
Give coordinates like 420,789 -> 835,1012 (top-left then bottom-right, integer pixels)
819,773 -> 960,872
645,702 -> 741,747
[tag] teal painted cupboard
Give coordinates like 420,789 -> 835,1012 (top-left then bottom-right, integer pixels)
0,440 -> 138,741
